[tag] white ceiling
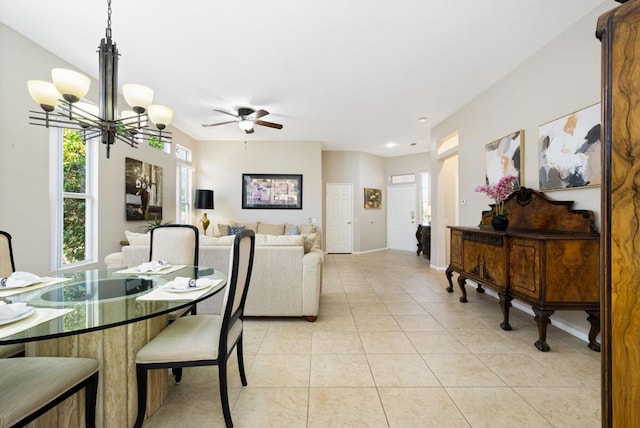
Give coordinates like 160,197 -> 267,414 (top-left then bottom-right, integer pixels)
1,0 -> 611,157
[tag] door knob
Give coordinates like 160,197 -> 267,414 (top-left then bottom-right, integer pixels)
347,221 -> 352,224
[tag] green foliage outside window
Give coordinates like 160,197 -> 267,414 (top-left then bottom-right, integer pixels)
148,136 -> 163,149
62,129 -> 87,264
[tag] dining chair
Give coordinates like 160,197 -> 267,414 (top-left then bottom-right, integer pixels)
0,231 -> 16,279
0,357 -> 99,428
0,231 -> 23,359
135,229 -> 256,428
149,224 -> 199,318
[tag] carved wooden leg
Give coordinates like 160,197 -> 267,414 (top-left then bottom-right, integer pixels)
476,284 -> 485,293
532,307 -> 554,352
457,275 -> 468,303
586,309 -> 601,352
445,267 -> 454,293
498,292 -> 512,331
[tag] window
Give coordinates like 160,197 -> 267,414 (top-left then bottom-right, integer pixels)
418,172 -> 431,225
390,173 -> 415,185
175,145 -> 193,223
52,128 -> 96,269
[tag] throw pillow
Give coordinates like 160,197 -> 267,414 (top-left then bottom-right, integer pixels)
285,224 -> 299,235
302,233 -> 318,253
124,230 -> 150,246
237,222 -> 258,232
257,223 -> 285,235
227,225 -> 246,235
217,224 -> 230,236
298,224 -> 317,235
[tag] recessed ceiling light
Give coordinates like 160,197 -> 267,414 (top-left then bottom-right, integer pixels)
384,142 -> 397,148
418,117 -> 428,123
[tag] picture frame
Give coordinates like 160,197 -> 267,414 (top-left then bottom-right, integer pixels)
484,130 -> 524,187
538,103 -> 601,191
364,188 -> 382,209
242,174 -> 303,209
125,157 -> 163,221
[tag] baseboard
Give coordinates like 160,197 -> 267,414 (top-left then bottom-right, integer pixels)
471,282 -> 592,343
352,247 -> 388,255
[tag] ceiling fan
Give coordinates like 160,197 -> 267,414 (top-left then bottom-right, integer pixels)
202,107 -> 283,134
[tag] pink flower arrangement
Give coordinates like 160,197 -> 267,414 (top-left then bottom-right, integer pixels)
474,175 -> 518,218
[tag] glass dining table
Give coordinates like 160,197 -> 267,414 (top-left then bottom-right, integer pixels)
0,265 -> 227,427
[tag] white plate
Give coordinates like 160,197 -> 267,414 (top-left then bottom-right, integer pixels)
163,283 -> 211,293
0,307 -> 35,325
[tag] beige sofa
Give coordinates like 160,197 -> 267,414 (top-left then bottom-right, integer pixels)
105,233 -> 324,321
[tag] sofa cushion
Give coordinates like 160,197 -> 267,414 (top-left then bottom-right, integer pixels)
200,235 -> 236,246
255,234 -> 303,247
227,225 -> 246,235
125,230 -> 150,246
257,223 -> 285,235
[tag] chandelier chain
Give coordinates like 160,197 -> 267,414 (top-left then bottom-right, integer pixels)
106,0 -> 112,38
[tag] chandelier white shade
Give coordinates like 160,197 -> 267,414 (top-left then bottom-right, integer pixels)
51,68 -> 91,103
148,105 -> 173,130
27,80 -> 62,112
123,84 -> 154,113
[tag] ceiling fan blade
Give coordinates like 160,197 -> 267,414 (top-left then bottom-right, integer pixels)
245,128 -> 255,134
201,120 -> 237,127
253,109 -> 269,120
213,109 -> 239,118
255,120 -> 283,129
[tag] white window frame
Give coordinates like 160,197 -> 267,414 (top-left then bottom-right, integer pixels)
175,145 -> 193,224
50,128 -> 97,270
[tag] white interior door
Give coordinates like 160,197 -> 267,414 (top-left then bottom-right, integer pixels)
386,184 -> 417,251
326,183 -> 353,253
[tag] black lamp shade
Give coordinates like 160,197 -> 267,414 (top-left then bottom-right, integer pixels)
194,189 -> 214,209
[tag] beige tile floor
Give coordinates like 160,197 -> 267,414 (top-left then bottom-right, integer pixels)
143,250 -> 601,427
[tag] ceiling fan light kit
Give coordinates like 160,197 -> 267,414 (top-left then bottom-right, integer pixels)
202,107 -> 283,134
26,0 -> 173,158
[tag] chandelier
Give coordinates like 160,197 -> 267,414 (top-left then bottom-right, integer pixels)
27,0 -> 173,158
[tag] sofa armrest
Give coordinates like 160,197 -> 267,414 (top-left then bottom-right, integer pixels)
302,249 -> 324,318
105,252 -> 125,268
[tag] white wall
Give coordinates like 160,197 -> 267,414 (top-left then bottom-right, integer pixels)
430,2 -> 617,340
196,140 -> 323,235
0,23 -> 198,274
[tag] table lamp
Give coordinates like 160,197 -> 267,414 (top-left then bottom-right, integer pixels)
194,189 -> 214,235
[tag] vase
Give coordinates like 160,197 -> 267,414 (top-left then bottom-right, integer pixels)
491,216 -> 509,231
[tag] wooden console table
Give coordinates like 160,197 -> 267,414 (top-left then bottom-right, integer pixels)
445,187 -> 600,352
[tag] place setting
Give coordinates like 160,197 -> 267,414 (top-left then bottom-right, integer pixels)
113,260 -> 187,275
0,300 -> 74,340
136,276 -> 224,301
0,302 -> 35,326
0,271 -> 72,298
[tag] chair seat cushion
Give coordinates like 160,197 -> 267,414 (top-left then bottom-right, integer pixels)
0,357 -> 99,427
136,315 -> 243,365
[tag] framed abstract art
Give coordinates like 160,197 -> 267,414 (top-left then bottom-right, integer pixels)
538,103 -> 601,191
484,130 -> 524,187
